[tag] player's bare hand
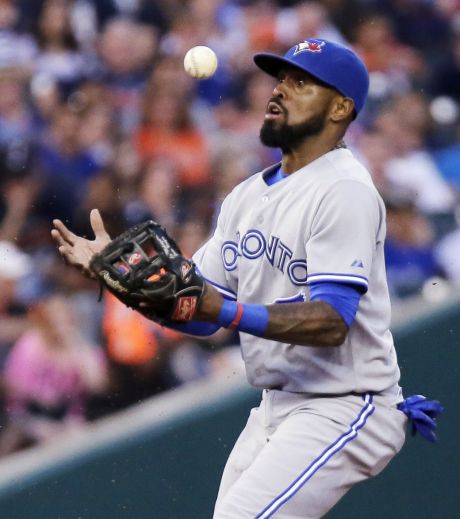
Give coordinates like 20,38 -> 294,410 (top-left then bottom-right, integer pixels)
51,209 -> 111,278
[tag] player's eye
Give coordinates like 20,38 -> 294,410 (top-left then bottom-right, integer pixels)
295,79 -> 305,87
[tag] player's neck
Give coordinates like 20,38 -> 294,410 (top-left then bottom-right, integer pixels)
281,135 -> 345,174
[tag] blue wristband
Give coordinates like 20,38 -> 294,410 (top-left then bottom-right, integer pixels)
217,299 -> 269,337
217,298 -> 239,327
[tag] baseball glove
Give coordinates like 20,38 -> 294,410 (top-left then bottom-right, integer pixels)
89,220 -> 205,322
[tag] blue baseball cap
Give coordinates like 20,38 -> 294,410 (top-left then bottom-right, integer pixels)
254,39 -> 369,114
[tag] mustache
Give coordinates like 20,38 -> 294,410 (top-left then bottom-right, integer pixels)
267,97 -> 287,114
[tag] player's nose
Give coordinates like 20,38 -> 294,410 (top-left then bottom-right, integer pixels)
272,81 -> 287,100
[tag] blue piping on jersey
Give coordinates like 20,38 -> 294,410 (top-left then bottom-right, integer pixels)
307,272 -> 368,293
273,292 -> 307,304
204,277 -> 237,300
255,394 -> 375,519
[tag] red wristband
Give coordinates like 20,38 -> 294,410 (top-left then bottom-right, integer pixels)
229,302 -> 244,329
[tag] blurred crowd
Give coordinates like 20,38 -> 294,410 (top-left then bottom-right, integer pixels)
0,0 -> 459,455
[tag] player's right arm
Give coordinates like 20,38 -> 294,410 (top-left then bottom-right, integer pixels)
50,211 -> 350,346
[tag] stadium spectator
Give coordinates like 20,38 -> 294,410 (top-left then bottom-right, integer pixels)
136,87 -> 211,189
136,158 -> 181,231
0,176 -> 36,243
0,292 -> 108,454
72,169 -> 125,239
275,1 -> 346,47
384,194 -> 442,298
77,91 -> 116,168
33,0 -> 88,97
0,68 -> 34,148
352,13 -> 424,94
108,137 -> 144,213
355,131 -> 393,198
0,0 -> 36,73
98,17 -> 158,133
99,292 -> 181,414
379,0 -> 452,55
35,104 -> 103,226
430,31 -> 460,103
0,241 -> 31,360
373,94 -> 456,214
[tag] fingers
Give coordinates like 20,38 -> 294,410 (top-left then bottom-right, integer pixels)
51,223 -> 78,263
54,240 -> 74,260
50,228 -> 61,244
50,229 -> 69,249
90,209 -> 111,241
52,219 -> 76,246
51,226 -> 76,266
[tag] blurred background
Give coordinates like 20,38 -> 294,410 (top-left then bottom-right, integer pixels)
0,0 -> 459,465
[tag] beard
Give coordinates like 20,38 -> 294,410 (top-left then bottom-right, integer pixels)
260,109 -> 328,152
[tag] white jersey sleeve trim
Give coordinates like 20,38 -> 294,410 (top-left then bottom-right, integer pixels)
306,273 -> 369,292
204,277 -> 237,300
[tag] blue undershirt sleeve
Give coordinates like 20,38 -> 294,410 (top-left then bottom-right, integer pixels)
309,281 -> 362,328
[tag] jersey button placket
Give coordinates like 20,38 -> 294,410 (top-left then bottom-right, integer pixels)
259,195 -> 269,225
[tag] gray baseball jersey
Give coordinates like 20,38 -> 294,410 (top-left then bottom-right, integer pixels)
193,147 -> 400,395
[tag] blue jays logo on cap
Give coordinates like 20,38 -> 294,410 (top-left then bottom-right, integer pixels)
293,39 -> 325,55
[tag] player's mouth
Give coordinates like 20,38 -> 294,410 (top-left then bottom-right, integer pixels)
265,101 -> 285,120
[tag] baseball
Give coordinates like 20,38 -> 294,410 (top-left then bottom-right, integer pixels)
183,46 -> 218,79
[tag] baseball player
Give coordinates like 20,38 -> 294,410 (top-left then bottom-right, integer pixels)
52,39 -> 442,519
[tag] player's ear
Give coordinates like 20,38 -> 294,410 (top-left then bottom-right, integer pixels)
330,96 -> 354,123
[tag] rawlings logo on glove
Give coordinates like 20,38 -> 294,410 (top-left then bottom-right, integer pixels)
89,220 -> 205,323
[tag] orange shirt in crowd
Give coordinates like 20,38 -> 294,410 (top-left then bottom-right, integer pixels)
103,292 -> 180,366
136,127 -> 210,187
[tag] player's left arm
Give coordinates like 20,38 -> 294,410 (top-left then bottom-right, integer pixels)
156,281 -> 354,345
194,283 -> 349,347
